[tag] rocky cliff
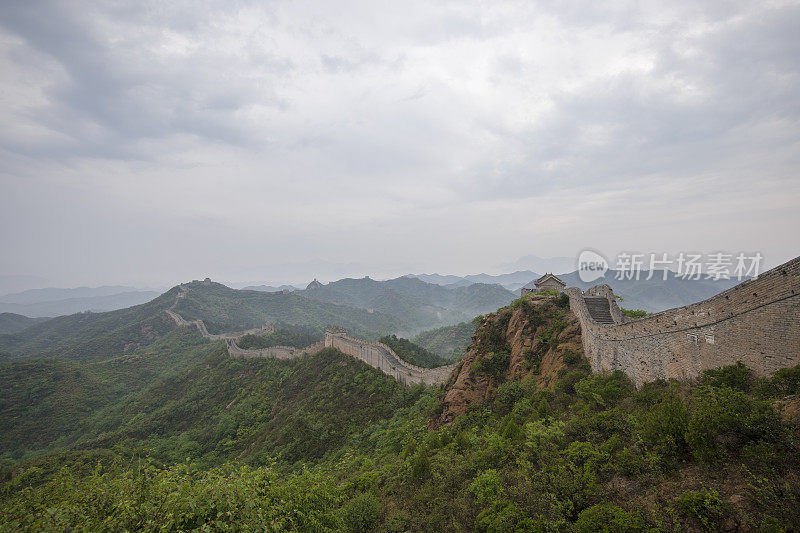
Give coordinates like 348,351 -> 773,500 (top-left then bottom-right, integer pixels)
433,294 -> 583,427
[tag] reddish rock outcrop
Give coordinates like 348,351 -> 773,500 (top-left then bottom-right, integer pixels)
432,295 -> 583,427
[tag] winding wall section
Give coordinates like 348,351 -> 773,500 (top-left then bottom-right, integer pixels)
165,287 -> 455,385
566,256 -> 800,387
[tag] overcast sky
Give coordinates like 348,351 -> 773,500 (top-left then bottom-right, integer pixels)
1,0 -> 799,288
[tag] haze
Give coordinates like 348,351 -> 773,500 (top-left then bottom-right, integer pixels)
1,0 -> 799,289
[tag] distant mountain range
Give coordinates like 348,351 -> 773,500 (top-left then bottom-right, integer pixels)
0,286 -> 161,318
410,269 -> 746,313
298,276 -> 516,334
241,284 -> 303,293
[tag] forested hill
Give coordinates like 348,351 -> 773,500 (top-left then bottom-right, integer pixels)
0,281 -> 409,361
299,276 -> 515,332
0,313 -> 49,335
0,288 -> 180,360
172,281 -> 404,339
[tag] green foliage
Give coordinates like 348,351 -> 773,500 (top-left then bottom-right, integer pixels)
574,372 -> 634,408
1,460 -> 340,531
412,320 -> 475,362
702,361 -> 751,391
3,304 -> 800,533
0,289 -> 179,360
686,385 -> 782,463
473,350 -> 511,380
237,324 -> 323,349
574,503 -> 647,532
342,492 -> 381,533
675,488 -> 729,530
379,334 -> 447,368
175,282 -> 402,339
620,308 -> 648,318
562,349 -> 582,366
554,293 -> 570,309
639,392 -> 689,460
756,364 -> 800,398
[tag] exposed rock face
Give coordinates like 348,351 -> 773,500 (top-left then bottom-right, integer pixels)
433,295 -> 583,427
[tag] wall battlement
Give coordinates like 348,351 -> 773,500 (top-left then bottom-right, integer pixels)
566,256 -> 800,387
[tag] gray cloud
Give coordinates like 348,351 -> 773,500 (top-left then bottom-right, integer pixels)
0,0 -> 798,288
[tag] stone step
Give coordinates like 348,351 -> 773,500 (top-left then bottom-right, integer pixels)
583,297 -> 615,324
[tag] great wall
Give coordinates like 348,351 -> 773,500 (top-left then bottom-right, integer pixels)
166,256 -> 799,389
166,286 -> 457,385
566,255 -> 800,387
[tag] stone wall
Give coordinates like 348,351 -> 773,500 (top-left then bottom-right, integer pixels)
325,329 -> 457,385
226,338 -> 326,360
166,287 -> 455,384
567,256 -> 800,387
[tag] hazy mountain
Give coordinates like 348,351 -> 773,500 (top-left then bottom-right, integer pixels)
411,271 -> 539,292
409,273 -> 465,285
524,270 -> 745,313
0,286 -> 145,304
0,313 -> 49,334
240,284 -> 301,293
0,290 -> 161,318
180,282 -> 404,338
299,276 -> 516,333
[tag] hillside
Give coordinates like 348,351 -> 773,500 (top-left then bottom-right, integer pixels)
300,276 -> 516,333
0,281 -> 412,361
173,281 -> 404,339
0,313 -> 48,334
413,320 -> 476,361
0,288 -> 180,360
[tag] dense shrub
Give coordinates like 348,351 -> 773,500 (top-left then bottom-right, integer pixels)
639,392 -> 689,460
686,386 -> 782,463
675,489 -> 730,530
757,364 -> 800,398
574,372 -> 634,409
379,334 -> 446,368
702,361 -> 751,392
342,492 -> 381,533
473,350 -> 511,380
574,503 -> 647,532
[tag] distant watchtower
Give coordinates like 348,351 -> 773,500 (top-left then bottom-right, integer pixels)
521,273 -> 566,296
306,278 -> 323,290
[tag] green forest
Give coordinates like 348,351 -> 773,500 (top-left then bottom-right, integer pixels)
0,289 -> 799,531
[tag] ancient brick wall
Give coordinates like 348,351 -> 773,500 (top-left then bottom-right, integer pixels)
567,256 -> 800,387
325,329 -> 456,385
